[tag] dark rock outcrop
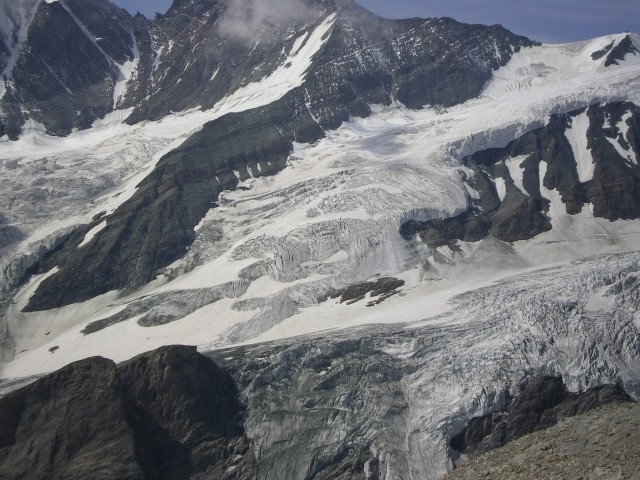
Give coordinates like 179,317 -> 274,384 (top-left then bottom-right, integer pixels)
450,375 -> 633,457
488,196 -> 551,242
400,211 -> 491,246
445,402 -> 640,480
591,40 -> 616,61
604,34 -> 640,66
0,345 -> 255,480
330,277 -> 405,305
589,34 -> 640,66
403,102 -> 640,248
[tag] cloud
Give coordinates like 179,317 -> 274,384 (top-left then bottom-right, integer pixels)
219,0 -> 321,42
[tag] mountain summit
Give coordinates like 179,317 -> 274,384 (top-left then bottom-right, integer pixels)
1,0 -> 533,138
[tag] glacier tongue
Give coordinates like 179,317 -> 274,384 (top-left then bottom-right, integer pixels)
220,250 -> 640,480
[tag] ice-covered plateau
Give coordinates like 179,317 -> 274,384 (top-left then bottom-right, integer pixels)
1,1 -> 640,478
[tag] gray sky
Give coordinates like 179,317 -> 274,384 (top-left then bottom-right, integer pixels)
112,0 -> 640,43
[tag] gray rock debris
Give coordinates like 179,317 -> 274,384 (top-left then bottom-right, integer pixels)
443,402 -> 640,480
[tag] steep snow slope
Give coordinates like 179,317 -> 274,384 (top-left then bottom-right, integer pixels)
1,33 -> 640,378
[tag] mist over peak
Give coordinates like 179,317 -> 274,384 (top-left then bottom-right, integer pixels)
219,0 -> 322,42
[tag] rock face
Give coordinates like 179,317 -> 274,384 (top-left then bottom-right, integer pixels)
0,0 -> 135,138
591,34 -> 640,66
0,345 -> 255,480
403,102 -> 640,247
443,402 -> 640,480
128,0 -> 533,125
605,34 -> 640,66
449,376 -> 633,457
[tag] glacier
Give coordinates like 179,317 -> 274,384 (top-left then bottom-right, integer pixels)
0,23 -> 640,479
2,33 -> 640,376
207,249 -> 640,479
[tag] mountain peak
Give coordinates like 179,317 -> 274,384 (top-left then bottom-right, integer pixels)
590,33 -> 640,66
606,33 -> 640,65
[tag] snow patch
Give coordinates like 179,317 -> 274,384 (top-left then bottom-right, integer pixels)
607,110 -> 638,165
618,110 -> 632,139
113,30 -> 139,109
504,155 -> 528,195
464,182 -> 480,201
291,31 -> 309,55
607,136 -> 637,165
78,220 -> 107,248
538,161 -> 564,224
494,176 -> 507,201
565,110 -> 595,183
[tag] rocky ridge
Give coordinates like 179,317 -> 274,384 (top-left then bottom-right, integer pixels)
0,345 -> 255,480
402,102 -> 640,247
0,0 -> 534,139
450,376 -> 633,457
444,402 -> 640,480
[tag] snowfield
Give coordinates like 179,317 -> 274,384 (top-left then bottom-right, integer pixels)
1,32 -> 640,387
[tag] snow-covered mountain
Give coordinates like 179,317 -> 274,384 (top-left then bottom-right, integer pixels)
1,0 -> 640,478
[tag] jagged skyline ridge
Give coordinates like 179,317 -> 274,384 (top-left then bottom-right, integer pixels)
112,0 -> 640,43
